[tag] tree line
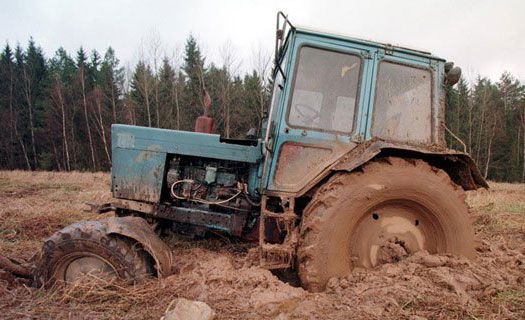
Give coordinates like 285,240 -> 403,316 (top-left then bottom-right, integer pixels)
0,36 -> 271,172
0,36 -> 524,182
445,74 -> 524,182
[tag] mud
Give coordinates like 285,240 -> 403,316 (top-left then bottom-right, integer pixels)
0,171 -> 524,319
151,234 -> 524,320
1,230 -> 524,319
376,238 -> 410,265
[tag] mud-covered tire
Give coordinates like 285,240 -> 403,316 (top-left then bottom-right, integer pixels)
35,219 -> 153,287
297,157 -> 475,292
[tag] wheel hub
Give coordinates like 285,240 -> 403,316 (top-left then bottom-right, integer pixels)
351,202 -> 441,268
64,255 -> 116,283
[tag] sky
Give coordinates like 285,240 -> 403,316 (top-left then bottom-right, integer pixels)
1,0 -> 524,84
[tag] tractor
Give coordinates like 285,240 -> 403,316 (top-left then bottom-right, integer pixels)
34,12 -> 487,292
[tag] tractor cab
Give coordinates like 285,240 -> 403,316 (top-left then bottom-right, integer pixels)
260,12 -> 462,195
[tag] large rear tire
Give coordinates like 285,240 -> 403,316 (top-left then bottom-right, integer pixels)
35,220 -> 153,287
297,157 -> 475,292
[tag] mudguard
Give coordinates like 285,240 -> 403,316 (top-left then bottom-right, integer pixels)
333,139 -> 488,190
106,216 -> 174,276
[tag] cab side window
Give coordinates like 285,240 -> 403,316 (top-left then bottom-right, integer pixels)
372,61 -> 432,143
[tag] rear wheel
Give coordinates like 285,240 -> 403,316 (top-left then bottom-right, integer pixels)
35,220 -> 153,287
297,157 -> 474,292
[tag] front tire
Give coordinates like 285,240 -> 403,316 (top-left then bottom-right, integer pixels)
297,157 -> 475,292
35,220 -> 153,287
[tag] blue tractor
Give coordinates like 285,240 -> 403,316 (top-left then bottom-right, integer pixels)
36,13 -> 486,291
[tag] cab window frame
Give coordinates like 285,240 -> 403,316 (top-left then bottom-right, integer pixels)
371,59 -> 435,143
285,44 -> 364,135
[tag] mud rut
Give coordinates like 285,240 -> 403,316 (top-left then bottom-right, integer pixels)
154,235 -> 525,320
0,171 -> 524,319
4,229 -> 522,319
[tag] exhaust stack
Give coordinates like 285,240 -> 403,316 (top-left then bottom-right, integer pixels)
194,90 -> 214,134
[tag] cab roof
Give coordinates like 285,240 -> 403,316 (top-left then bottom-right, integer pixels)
294,25 -> 445,62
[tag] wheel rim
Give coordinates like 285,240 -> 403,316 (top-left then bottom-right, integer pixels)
350,200 -> 446,268
60,254 -> 117,283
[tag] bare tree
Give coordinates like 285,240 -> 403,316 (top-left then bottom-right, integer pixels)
123,64 -> 136,125
137,32 -> 166,127
78,65 -> 97,170
519,103 -> 525,182
52,74 -> 71,171
219,40 -> 241,138
93,87 -> 111,165
139,62 -> 153,127
108,66 -> 119,124
147,33 -> 164,128
484,120 -> 497,179
168,47 -> 183,130
21,65 -> 38,169
251,44 -> 272,119
475,85 -> 488,163
467,98 -> 474,154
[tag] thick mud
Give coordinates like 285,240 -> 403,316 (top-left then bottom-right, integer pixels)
1,235 -> 524,319
0,171 -> 524,319
156,234 -> 525,320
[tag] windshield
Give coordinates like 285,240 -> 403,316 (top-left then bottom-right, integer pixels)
287,46 -> 361,133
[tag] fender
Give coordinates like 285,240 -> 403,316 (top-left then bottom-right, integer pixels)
332,139 -> 488,190
106,216 -> 174,276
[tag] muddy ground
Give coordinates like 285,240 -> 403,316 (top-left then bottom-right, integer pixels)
0,170 -> 524,319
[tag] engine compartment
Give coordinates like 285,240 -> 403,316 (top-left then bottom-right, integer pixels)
154,155 -> 261,238
164,155 -> 259,215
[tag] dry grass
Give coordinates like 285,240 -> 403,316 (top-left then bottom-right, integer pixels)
468,181 -> 525,214
0,170 -> 111,258
467,182 -> 525,244
0,171 -> 524,319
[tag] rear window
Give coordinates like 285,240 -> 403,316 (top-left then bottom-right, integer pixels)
372,61 -> 432,143
287,46 -> 361,133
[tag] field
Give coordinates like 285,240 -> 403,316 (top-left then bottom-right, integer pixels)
0,170 -> 524,319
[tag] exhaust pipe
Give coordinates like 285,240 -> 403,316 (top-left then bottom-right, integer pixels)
194,89 -> 214,134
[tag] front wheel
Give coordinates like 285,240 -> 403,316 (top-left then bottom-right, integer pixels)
35,220 -> 153,287
297,157 -> 475,292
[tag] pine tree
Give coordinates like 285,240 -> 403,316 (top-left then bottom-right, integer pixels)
22,38 -> 48,169
182,35 -> 206,131
158,57 -> 177,129
495,73 -> 524,181
0,43 -> 17,168
76,47 -> 97,170
48,47 -> 76,171
12,44 -> 32,169
243,70 -> 266,135
129,60 -> 154,127
99,47 -> 124,123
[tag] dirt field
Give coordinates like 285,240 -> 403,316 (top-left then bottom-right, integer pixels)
0,170 -> 524,319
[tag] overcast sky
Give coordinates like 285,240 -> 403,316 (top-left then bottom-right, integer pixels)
1,0 -> 524,83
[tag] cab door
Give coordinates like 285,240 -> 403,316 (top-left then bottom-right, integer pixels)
365,49 -> 436,144
263,33 -> 375,194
